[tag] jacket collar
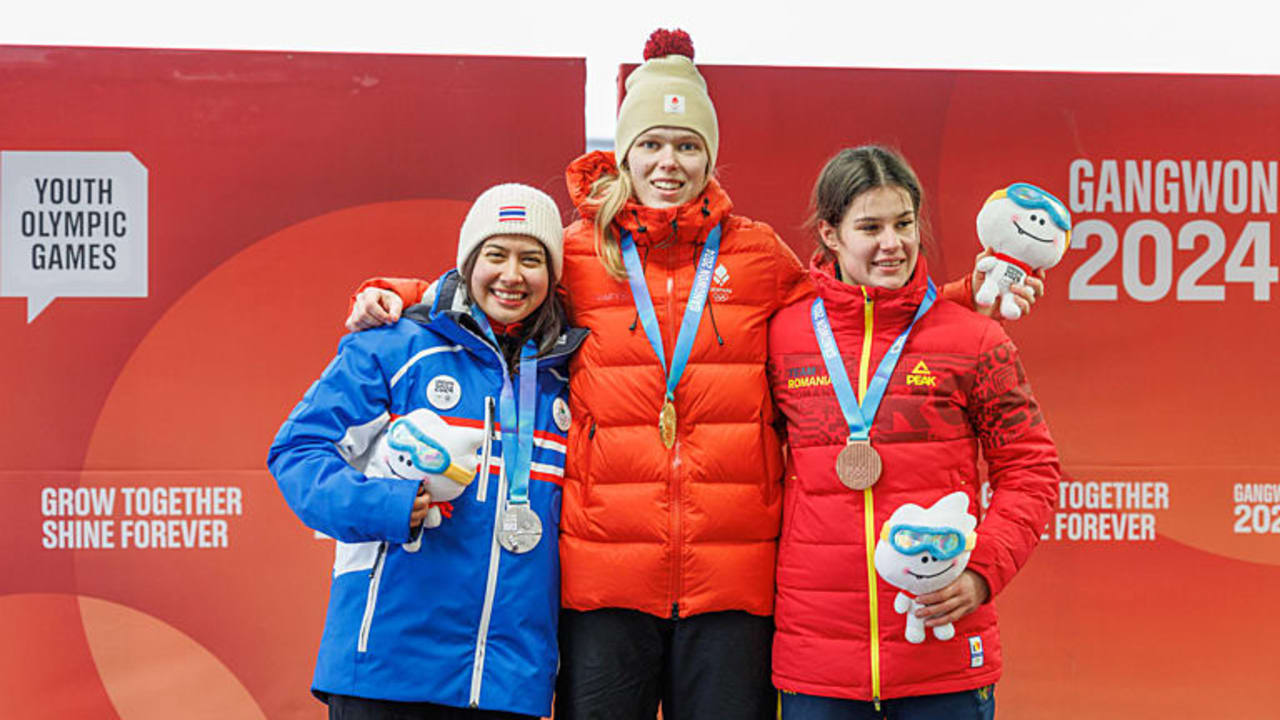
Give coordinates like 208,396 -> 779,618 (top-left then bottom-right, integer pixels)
565,150 -> 732,247
809,253 -> 934,330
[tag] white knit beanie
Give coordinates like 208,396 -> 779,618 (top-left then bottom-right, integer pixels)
615,29 -> 719,168
457,183 -> 564,279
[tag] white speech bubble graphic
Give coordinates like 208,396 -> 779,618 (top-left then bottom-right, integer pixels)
2,151 -> 148,322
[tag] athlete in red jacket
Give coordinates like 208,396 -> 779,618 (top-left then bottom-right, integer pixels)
768,146 -> 1060,719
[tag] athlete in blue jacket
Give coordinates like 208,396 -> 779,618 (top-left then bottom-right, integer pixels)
269,184 -> 585,720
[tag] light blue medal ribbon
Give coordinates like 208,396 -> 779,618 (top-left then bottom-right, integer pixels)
619,225 -> 722,448
810,278 -> 937,443
471,310 -> 538,505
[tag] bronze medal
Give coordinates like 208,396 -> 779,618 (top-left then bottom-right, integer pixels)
659,400 -> 677,449
836,440 -> 882,490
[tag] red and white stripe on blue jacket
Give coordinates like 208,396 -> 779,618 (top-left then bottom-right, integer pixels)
268,270 -> 586,717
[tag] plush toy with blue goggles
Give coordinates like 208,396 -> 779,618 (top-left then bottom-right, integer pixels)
974,182 -> 1072,320
357,408 -> 485,551
874,492 -> 980,644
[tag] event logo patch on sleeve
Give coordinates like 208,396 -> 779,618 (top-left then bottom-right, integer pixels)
552,396 -> 571,432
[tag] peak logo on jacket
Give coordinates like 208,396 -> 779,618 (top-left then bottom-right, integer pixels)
906,360 -> 937,388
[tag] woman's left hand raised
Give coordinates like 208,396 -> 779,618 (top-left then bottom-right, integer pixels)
913,569 -> 990,627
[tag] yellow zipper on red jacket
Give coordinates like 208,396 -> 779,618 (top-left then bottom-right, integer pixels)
858,287 -> 883,711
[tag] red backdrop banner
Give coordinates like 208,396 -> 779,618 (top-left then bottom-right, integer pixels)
6,49 -> 1278,720
0,46 -> 583,719
696,64 -> 1280,718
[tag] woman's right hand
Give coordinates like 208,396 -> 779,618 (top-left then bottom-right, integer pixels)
409,482 -> 432,529
346,287 -> 404,332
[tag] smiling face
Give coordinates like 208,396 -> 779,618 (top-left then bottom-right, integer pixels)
467,235 -> 550,326
976,195 -> 1070,269
819,185 -> 920,289
625,127 -> 709,208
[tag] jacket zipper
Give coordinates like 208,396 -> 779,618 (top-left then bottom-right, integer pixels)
357,541 -> 389,653
857,291 -> 884,711
476,396 -> 495,504
470,356 -> 509,706
664,242 -> 684,620
469,461 -> 506,707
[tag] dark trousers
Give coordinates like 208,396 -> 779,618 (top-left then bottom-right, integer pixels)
779,686 -> 995,720
554,607 -> 775,720
327,694 -> 535,720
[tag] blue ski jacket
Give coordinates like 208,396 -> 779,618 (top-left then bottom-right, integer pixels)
268,270 -> 586,716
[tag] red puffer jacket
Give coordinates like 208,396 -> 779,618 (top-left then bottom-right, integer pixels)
559,152 -> 810,618
768,255 -> 1059,701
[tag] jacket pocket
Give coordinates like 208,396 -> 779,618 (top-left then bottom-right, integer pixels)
476,396 -> 496,504
779,455 -> 799,546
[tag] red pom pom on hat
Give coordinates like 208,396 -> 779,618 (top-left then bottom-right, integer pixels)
643,28 -> 694,61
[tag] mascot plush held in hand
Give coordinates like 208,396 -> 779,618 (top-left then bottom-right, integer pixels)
974,182 -> 1071,319
360,408 -> 484,550
874,492 -> 979,644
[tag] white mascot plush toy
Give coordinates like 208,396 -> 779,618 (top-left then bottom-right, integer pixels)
974,182 -> 1071,320
874,492 -> 979,644
359,408 -> 484,551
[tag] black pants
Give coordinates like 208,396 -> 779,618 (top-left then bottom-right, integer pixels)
327,694 -> 535,720
780,686 -> 996,720
555,608 -> 775,720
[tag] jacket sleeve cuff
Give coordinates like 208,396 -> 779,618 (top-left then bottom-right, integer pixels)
376,477 -> 422,544
965,541 -> 1011,598
347,277 -> 431,318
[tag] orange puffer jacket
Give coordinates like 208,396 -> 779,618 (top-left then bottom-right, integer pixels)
559,152 -> 810,618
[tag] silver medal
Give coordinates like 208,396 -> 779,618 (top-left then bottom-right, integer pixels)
497,503 -> 542,554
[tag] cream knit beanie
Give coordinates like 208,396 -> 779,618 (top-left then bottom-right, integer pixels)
614,29 -> 718,169
457,183 -> 564,279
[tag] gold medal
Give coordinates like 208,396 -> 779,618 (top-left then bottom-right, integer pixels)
836,440 -> 882,490
659,400 -> 677,449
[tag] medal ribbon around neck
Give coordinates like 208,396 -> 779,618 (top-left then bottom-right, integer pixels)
471,309 -> 538,505
619,225 -> 722,410
810,278 -> 937,443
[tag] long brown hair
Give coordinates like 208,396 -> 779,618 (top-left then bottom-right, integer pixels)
807,146 -> 925,266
